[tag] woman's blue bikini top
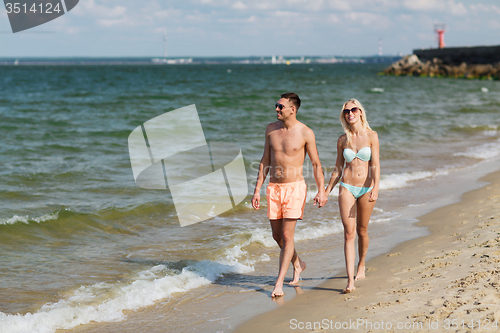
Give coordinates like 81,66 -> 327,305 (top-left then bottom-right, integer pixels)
343,147 -> 371,163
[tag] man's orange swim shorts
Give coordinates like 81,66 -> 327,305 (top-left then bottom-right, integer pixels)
266,180 -> 307,220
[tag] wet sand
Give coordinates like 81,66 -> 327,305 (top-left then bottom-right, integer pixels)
233,169 -> 500,333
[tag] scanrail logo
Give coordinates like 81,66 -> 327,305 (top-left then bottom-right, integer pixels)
128,105 -> 249,227
4,0 -> 79,33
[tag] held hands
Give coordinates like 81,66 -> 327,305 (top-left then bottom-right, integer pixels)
251,192 -> 260,210
313,191 -> 328,208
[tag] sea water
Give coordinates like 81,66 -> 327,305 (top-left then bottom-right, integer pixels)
1,63 -> 500,332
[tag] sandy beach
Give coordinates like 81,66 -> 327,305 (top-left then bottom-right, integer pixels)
233,169 -> 500,333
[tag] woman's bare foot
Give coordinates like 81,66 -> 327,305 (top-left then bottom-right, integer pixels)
342,280 -> 355,294
355,265 -> 365,281
271,288 -> 285,298
289,260 -> 306,285
271,280 -> 285,298
342,286 -> 355,294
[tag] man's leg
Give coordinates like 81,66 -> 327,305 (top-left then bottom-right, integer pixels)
270,219 -> 305,286
271,218 -> 297,297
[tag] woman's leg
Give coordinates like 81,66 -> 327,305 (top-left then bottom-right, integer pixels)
338,185 -> 357,292
355,191 -> 377,280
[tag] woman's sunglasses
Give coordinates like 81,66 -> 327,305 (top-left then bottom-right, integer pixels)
343,107 -> 359,114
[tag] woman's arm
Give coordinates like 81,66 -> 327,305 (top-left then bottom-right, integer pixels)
325,136 -> 345,195
369,131 -> 380,202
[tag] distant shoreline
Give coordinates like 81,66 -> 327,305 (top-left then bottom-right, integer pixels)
0,55 -> 401,66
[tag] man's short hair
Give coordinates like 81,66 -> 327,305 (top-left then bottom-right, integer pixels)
281,92 -> 301,111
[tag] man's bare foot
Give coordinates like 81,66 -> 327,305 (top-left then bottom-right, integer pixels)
355,265 -> 365,281
289,260 -> 306,285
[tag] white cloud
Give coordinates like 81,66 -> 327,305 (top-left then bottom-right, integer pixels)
187,0 -> 382,13
343,12 -> 392,29
275,11 -> 301,17
232,2 -> 247,10
152,8 -> 184,19
69,0 -> 136,28
326,0 -> 352,11
64,27 -> 83,34
396,14 -> 413,23
254,2 -> 274,10
217,15 -> 258,23
403,0 -> 446,11
108,6 -> 127,17
173,26 -> 204,35
153,27 -> 167,34
97,17 -> 129,27
402,0 -> 467,16
448,0 -> 467,16
95,9 -> 133,28
185,11 -> 211,23
469,3 -> 500,15
486,19 -> 500,29
328,13 -> 340,23
72,0 -> 126,18
293,0 -> 324,12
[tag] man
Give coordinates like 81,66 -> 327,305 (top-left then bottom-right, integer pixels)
251,92 -> 328,298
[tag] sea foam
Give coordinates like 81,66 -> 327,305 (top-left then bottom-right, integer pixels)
379,169 -> 449,190
0,260 -> 253,333
454,138 -> 500,160
0,212 -> 59,226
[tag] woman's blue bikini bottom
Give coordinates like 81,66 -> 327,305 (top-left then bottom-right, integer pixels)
340,181 -> 373,199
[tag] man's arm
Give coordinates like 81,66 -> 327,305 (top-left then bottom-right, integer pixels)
303,127 -> 327,208
251,124 -> 272,210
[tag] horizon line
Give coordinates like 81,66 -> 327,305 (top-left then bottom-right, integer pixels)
0,54 -> 404,59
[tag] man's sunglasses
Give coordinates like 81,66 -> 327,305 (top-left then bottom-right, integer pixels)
275,103 -> 287,111
343,107 -> 359,114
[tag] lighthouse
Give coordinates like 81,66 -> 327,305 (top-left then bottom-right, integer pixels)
434,24 -> 446,49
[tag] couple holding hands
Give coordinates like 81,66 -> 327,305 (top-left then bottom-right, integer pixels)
251,93 -> 380,297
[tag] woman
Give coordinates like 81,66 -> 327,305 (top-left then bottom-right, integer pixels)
325,98 -> 380,294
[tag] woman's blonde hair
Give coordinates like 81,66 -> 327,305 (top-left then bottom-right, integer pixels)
339,98 -> 372,146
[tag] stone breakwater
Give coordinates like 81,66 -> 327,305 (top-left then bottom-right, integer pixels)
382,54 -> 500,79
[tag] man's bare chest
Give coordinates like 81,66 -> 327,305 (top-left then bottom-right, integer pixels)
269,132 -> 305,154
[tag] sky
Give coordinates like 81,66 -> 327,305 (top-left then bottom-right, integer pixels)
0,0 -> 499,58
